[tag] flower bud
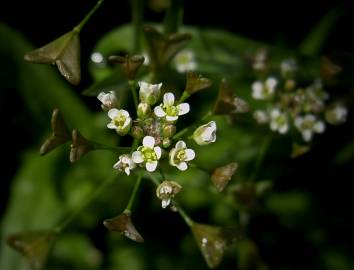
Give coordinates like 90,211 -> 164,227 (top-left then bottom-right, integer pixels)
156,180 -> 182,208
193,121 -> 217,146
162,124 -> 176,138
138,81 -> 162,105
137,102 -> 152,119
131,124 -> 144,140
97,91 -> 118,110
325,104 -> 348,125
162,138 -> 171,148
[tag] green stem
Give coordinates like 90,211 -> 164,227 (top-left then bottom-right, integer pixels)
248,135 -> 272,182
131,0 -> 144,53
173,111 -> 212,140
74,0 -> 105,32
178,91 -> 190,103
174,202 -> 194,227
54,173 -> 116,233
163,0 -> 184,35
129,80 -> 139,109
91,142 -> 131,153
124,174 -> 143,213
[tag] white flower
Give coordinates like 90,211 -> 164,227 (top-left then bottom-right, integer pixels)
295,114 -> 325,142
193,121 -> 217,145
252,48 -> 267,71
169,141 -> 195,171
113,154 -> 136,175
154,92 -> 190,122
270,108 -> 288,134
325,104 -> 348,125
253,110 -> 269,124
132,136 -> 162,172
142,52 -> 150,66
280,58 -> 297,76
138,81 -> 162,105
97,91 -> 117,110
156,180 -> 182,208
252,77 -> 277,100
174,50 -> 197,73
107,109 -> 132,135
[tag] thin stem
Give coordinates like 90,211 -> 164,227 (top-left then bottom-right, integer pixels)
173,202 -> 194,227
178,91 -> 190,103
124,174 -> 143,213
131,0 -> 143,53
129,80 -> 139,109
54,173 -> 116,233
173,111 -> 212,140
248,135 -> 272,182
163,0 -> 184,35
75,0 -> 105,32
92,142 -> 131,153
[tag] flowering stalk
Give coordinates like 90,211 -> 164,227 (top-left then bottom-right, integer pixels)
124,174 -> 143,213
129,80 -> 139,109
248,135 -> 272,182
74,0 -> 105,33
131,0 -> 143,53
163,0 -> 184,35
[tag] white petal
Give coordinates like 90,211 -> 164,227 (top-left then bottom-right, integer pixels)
169,148 -> 177,166
294,117 -> 303,129
176,162 -> 188,171
120,110 -> 130,118
185,149 -> 195,161
132,151 -> 144,163
138,81 -> 148,90
177,103 -> 190,115
143,136 -> 155,148
163,92 -> 175,106
154,106 -> 166,117
270,121 -> 277,131
270,109 -> 280,118
124,167 -> 130,175
113,161 -> 121,169
266,77 -> 277,89
209,121 -> 217,130
146,161 -> 158,172
302,130 -> 312,142
97,92 -> 106,102
154,146 -> 162,159
107,122 -> 117,129
108,108 -> 119,119
166,115 -> 178,122
122,117 -> 132,129
162,199 -> 171,208
279,124 -> 288,134
176,141 -> 186,150
314,121 -> 325,133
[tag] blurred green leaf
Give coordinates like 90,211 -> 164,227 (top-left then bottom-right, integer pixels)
299,6 -> 343,56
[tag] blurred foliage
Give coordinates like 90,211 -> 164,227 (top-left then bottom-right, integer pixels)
1,2 -> 354,269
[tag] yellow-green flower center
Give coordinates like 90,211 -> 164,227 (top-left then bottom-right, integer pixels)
113,114 -> 126,127
164,105 -> 178,116
176,149 -> 186,162
141,147 -> 157,162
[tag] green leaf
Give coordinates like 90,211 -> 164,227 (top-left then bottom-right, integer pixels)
299,6 -> 343,56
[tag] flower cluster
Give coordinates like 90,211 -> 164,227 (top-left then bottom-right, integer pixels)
98,81 -> 217,180
251,55 -> 348,142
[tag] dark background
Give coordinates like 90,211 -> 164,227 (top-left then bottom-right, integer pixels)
1,0 -> 354,269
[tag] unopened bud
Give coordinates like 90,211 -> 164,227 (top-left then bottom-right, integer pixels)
193,121 -> 217,146
156,180 -> 182,209
162,124 -> 176,138
137,102 -> 152,119
131,124 -> 144,139
162,138 -> 171,148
